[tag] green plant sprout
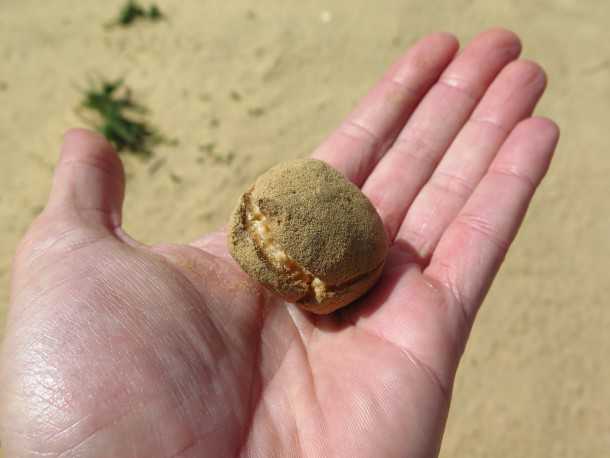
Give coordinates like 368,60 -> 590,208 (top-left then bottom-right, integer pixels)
79,79 -> 164,157
109,1 -> 164,27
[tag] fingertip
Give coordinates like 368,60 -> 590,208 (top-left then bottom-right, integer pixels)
63,127 -> 111,148
478,27 -> 521,47
493,116 -> 560,185
515,116 -> 560,147
469,27 -> 522,59
507,58 -> 546,80
421,31 -> 460,50
61,128 -> 116,158
63,127 -> 103,142
392,32 -> 459,84
532,117 -> 561,159
415,31 -> 460,59
531,116 -> 560,139
507,117 -> 560,158
514,59 -> 548,89
489,59 -> 547,105
47,128 -> 126,229
59,128 -> 124,179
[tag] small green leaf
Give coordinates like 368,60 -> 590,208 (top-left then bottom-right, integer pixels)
78,78 -> 170,157
109,1 -> 164,28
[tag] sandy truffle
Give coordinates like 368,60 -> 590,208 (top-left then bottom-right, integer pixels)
228,159 -> 388,314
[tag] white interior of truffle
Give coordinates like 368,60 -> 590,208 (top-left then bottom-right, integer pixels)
246,198 -> 328,302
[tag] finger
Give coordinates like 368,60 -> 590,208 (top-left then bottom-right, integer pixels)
396,59 -> 547,260
425,117 -> 559,321
362,28 -> 522,239
312,32 -> 459,185
47,128 -> 125,230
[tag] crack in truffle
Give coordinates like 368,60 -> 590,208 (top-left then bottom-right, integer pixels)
244,193 -> 329,303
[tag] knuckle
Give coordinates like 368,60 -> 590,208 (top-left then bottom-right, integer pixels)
429,170 -> 475,200
393,130 -> 439,167
14,214 -> 93,270
456,213 -> 510,252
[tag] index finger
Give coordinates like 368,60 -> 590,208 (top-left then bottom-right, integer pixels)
312,33 -> 459,185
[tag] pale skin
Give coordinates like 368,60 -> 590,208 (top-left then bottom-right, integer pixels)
0,29 -> 559,457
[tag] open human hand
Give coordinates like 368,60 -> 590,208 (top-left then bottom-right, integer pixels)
0,29 -> 558,457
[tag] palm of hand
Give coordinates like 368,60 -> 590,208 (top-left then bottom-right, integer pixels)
1,29 -> 558,458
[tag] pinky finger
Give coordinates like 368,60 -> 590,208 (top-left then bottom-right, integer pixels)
425,117 -> 560,323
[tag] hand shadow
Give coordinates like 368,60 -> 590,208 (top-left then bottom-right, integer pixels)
306,238 -> 427,333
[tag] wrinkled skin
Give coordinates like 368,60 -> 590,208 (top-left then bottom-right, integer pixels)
0,29 -> 558,457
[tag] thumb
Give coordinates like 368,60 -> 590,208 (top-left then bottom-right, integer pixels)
46,128 -> 125,231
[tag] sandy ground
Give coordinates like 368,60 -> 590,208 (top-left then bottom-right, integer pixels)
1,0 -> 609,456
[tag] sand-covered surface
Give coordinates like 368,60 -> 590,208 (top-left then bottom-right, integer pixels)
1,0 -> 609,456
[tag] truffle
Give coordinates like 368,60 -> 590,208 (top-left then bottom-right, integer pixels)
228,159 -> 388,314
